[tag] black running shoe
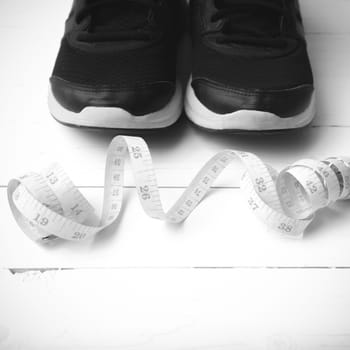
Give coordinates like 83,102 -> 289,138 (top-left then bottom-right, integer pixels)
49,0 -> 185,130
186,0 -> 315,132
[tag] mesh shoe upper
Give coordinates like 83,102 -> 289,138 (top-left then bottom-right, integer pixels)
52,38 -> 177,88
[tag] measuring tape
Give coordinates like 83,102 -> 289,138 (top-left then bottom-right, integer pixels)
7,135 -> 350,243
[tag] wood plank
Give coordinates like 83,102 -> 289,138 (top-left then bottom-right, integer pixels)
1,268 -> 350,349
2,187 -> 350,268
1,0 -> 350,267
2,125 -> 350,188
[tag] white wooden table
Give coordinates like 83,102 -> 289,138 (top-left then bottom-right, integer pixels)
1,1 -> 350,349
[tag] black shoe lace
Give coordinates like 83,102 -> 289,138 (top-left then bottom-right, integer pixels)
211,0 -> 288,48
76,0 -> 159,43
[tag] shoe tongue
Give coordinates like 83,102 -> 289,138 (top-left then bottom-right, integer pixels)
90,2 -> 149,34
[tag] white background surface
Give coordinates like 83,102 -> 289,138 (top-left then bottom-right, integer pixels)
1,0 -> 350,349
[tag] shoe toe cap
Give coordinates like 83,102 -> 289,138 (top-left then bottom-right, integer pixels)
50,76 -> 176,116
191,79 -> 314,118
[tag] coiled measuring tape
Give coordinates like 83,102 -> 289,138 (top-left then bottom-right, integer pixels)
7,135 -> 350,243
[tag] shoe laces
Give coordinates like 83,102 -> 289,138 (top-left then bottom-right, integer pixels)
76,0 -> 159,43
211,0 -> 288,48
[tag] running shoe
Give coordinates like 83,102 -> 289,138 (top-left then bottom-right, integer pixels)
49,0 -> 185,130
185,0 -> 315,132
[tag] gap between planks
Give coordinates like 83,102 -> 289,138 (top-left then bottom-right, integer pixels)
5,266 -> 350,274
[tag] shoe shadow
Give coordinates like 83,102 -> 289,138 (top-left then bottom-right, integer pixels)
66,116 -> 321,159
185,121 -> 322,156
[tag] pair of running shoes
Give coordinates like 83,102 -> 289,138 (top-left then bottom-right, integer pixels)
49,0 -> 315,132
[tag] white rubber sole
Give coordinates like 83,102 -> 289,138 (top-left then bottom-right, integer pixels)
48,82 -> 183,130
185,80 -> 316,131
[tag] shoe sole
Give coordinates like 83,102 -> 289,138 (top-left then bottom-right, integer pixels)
184,79 -> 316,132
48,81 -> 183,130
